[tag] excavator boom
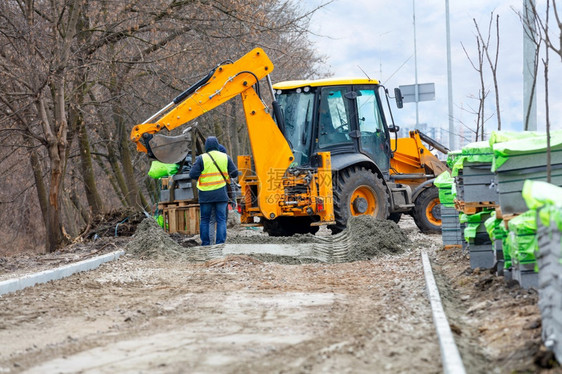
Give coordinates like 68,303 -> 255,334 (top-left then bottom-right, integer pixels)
130,48 -> 335,225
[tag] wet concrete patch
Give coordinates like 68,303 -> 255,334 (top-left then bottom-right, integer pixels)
127,216 -> 410,264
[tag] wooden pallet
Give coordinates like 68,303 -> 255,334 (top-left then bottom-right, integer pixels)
495,206 -> 503,219
454,200 -> 497,215
158,199 -> 198,210
443,244 -> 462,250
502,213 -> 519,229
161,202 -> 200,235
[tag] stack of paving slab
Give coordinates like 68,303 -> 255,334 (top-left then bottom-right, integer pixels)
494,152 -> 562,215
160,173 -> 194,202
435,170 -> 463,248
536,217 -> 562,364
441,206 -> 463,246
466,212 -> 494,269
492,131 -> 562,215
505,210 -> 539,289
452,140 -> 497,206
450,142 -> 497,267
456,161 -> 498,204
483,212 -> 508,277
523,180 -> 562,364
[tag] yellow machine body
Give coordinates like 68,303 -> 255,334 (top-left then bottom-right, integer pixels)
390,130 -> 448,189
130,48 -> 335,226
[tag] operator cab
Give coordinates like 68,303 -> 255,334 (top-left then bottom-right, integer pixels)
274,78 -> 399,175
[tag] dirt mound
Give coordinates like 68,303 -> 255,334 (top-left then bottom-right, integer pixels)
345,216 -> 409,261
85,208 -> 146,239
126,218 -> 192,260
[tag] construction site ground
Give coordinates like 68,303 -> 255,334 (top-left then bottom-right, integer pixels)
0,215 -> 560,373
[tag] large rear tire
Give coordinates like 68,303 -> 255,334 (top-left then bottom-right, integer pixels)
413,187 -> 442,234
262,217 -> 319,237
330,166 -> 389,234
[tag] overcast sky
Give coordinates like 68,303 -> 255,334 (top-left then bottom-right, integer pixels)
301,0 -> 560,146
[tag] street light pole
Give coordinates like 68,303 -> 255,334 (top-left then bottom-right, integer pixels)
413,0 -> 420,127
445,0 -> 455,150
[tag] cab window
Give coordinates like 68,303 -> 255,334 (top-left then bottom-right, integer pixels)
318,88 -> 354,149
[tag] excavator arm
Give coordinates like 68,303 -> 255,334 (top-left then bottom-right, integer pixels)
130,48 -> 287,160
130,48 -> 332,222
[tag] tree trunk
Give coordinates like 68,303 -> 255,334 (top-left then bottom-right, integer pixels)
117,115 -> 142,209
43,78 -> 70,252
28,147 -> 49,230
78,118 -> 104,214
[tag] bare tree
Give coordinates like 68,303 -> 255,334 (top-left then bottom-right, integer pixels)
474,13 -> 502,131
543,0 -> 552,183
520,0 -> 561,181
462,34 -> 488,141
0,0 -> 329,253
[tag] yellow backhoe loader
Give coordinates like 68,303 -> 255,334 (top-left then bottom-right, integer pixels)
131,48 -> 449,236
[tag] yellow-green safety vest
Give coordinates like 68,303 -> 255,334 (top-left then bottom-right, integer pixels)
197,151 -> 230,191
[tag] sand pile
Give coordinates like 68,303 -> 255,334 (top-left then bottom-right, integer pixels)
345,215 -> 409,261
125,215 -> 410,264
126,218 -> 196,260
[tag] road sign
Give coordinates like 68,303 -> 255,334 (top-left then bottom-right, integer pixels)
399,83 -> 435,103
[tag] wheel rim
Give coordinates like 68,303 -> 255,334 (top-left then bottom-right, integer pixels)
425,198 -> 442,226
350,186 -> 377,216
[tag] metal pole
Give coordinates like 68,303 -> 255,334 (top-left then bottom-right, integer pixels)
413,0 -> 420,127
445,0 -> 455,150
523,0 -> 537,131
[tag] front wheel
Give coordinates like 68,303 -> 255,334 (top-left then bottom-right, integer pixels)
413,187 -> 442,234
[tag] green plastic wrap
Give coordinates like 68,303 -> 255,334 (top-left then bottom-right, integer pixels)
502,235 -> 512,269
439,190 -> 455,207
460,210 -> 492,224
507,209 -> 537,236
506,209 -> 538,266
462,210 -> 493,241
522,180 -> 562,231
451,141 -> 493,176
464,223 -> 478,241
488,130 -> 542,147
148,161 -> 179,179
451,182 -> 457,200
522,180 -> 562,210
484,212 -> 507,241
446,151 -> 462,168
491,130 -> 562,172
521,180 -> 562,264
434,171 -> 455,206
434,171 -> 454,188
508,231 -> 537,265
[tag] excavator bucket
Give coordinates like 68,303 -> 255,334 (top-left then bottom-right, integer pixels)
149,133 -> 191,164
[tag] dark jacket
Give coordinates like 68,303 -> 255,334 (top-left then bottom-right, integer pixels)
189,137 -> 238,203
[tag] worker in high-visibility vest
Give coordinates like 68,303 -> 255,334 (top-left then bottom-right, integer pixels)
208,143 -> 232,245
189,136 -> 238,245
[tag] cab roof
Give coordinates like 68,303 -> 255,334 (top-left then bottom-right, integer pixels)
273,77 -> 380,90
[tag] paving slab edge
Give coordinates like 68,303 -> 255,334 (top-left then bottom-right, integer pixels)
0,250 -> 125,296
421,251 -> 466,374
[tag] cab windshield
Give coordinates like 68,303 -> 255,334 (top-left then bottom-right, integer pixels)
276,90 -> 314,166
